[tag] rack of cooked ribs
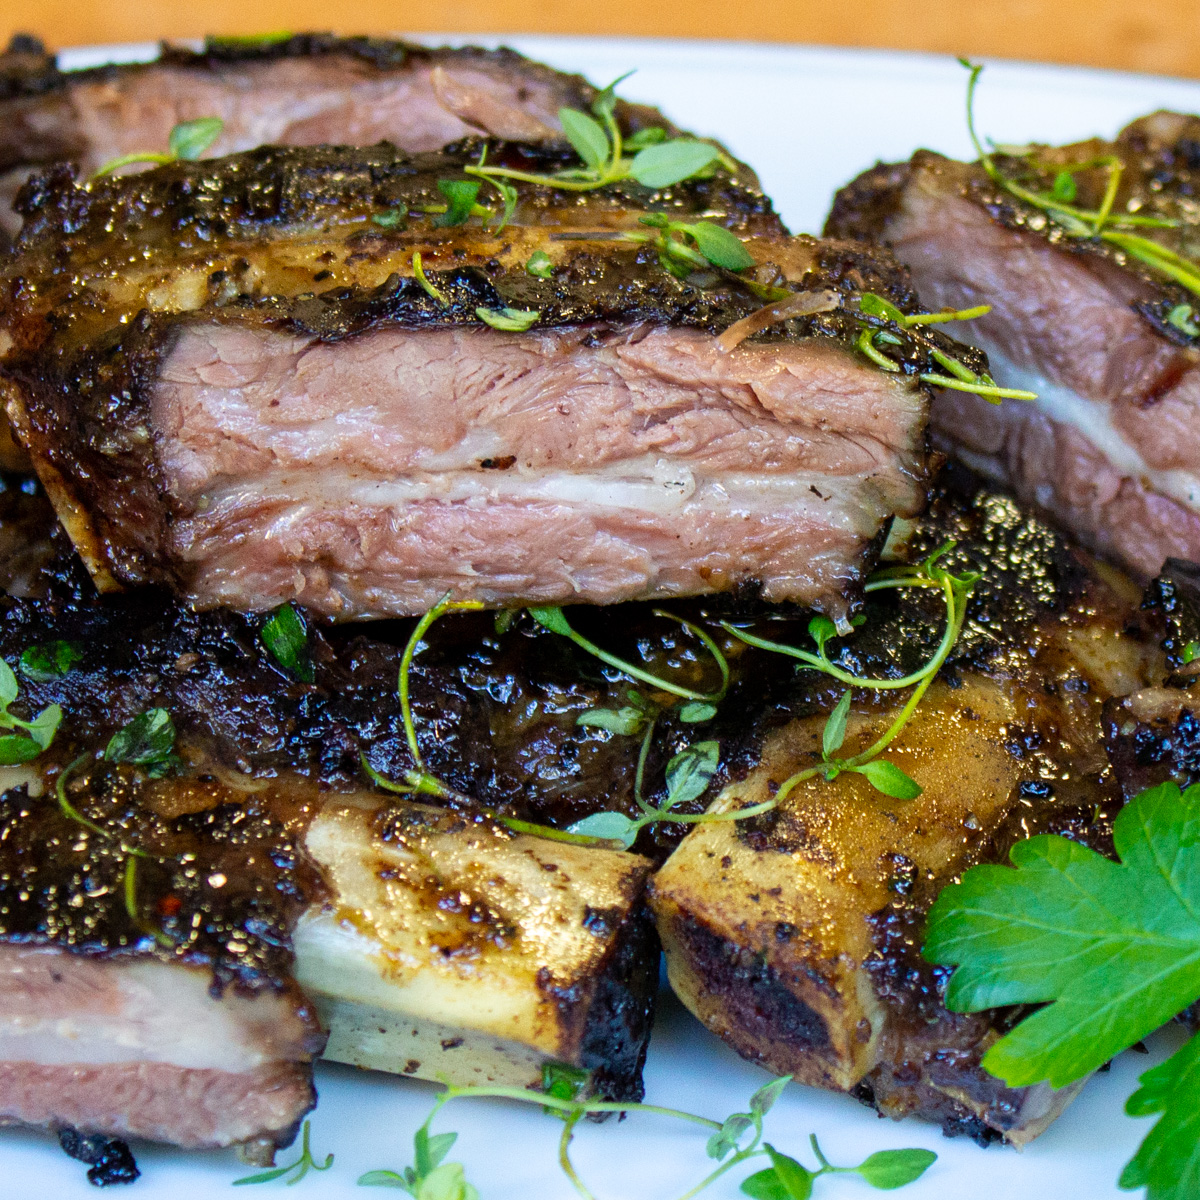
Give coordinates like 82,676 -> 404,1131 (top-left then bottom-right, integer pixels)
3,30 -> 1200,1180
826,112 -> 1200,581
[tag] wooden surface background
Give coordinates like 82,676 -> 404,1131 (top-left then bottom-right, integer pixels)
5,0 -> 1200,78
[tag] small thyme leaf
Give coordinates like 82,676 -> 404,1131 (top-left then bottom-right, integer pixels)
590,70 -> 635,121
852,1147 -> 938,1189
852,758 -> 923,800
23,704 -> 62,751
558,107 -> 610,170
525,249 -> 554,278
260,603 -> 315,682
0,735 -> 42,765
765,1144 -> 816,1200
1184,640 -> 1200,664
707,1112 -> 754,1161
371,206 -> 407,229
475,306 -> 540,331
357,1169 -> 407,1188
168,116 -> 224,161
664,740 -> 720,808
0,657 -> 62,761
105,708 -> 178,777
679,700 -> 718,723
629,139 -> 721,187
686,221 -> 756,270
434,179 -> 482,227
527,605 -> 573,635
0,659 -> 17,706
1051,170 -> 1078,202
822,691 -> 851,759
749,1076 -> 791,1116
494,609 -> 516,635
20,640 -> 83,682
565,810 -> 638,847
626,126 -> 667,150
577,707 -> 645,735
1168,303 -> 1200,338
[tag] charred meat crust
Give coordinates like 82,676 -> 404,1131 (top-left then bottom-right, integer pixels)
573,902 -> 659,1102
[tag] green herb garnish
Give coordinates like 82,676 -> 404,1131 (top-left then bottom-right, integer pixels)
92,117 -> 225,178
104,708 -> 178,778
360,596 -> 606,847
0,657 -> 62,764
462,72 -> 727,196
850,292 -> 1037,404
371,206 -> 407,230
529,605 -> 729,704
20,640 -> 83,683
359,1075 -> 934,1200
433,178 -> 484,228
742,1137 -> 936,1198
412,252 -> 448,306
961,60 -> 1200,304
234,1120 -> 333,1186
525,249 -> 555,278
568,739 -> 721,848
476,306 -> 541,331
260,603 -> 315,683
721,542 -> 976,805
925,779 -> 1200,1199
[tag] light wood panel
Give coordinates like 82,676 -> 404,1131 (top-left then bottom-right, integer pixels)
4,0 -> 1200,78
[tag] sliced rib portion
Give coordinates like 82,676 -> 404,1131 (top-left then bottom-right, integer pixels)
0,33 -> 683,235
0,142 -> 940,621
0,577 -> 686,1151
649,474 -> 1160,1144
0,949 -> 319,1148
825,115 -> 1200,579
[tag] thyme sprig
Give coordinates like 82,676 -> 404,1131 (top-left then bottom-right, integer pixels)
91,117 -> 225,179
462,72 -> 729,195
720,544 -> 977,808
850,292 -> 1037,404
360,596 -> 617,848
358,1076 -> 935,1200
529,606 -> 732,847
528,606 -> 729,704
961,59 -> 1200,301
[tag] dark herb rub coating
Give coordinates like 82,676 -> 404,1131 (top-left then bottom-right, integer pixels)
0,32 -> 687,236
650,466 -> 1164,1145
0,142 -> 960,623
826,113 -> 1200,580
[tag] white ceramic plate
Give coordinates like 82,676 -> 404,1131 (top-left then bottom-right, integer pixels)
7,35 -> 1200,1200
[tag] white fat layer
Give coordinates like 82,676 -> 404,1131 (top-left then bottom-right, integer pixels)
194,455 -> 881,534
987,349 -> 1200,511
0,952 -> 291,1071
